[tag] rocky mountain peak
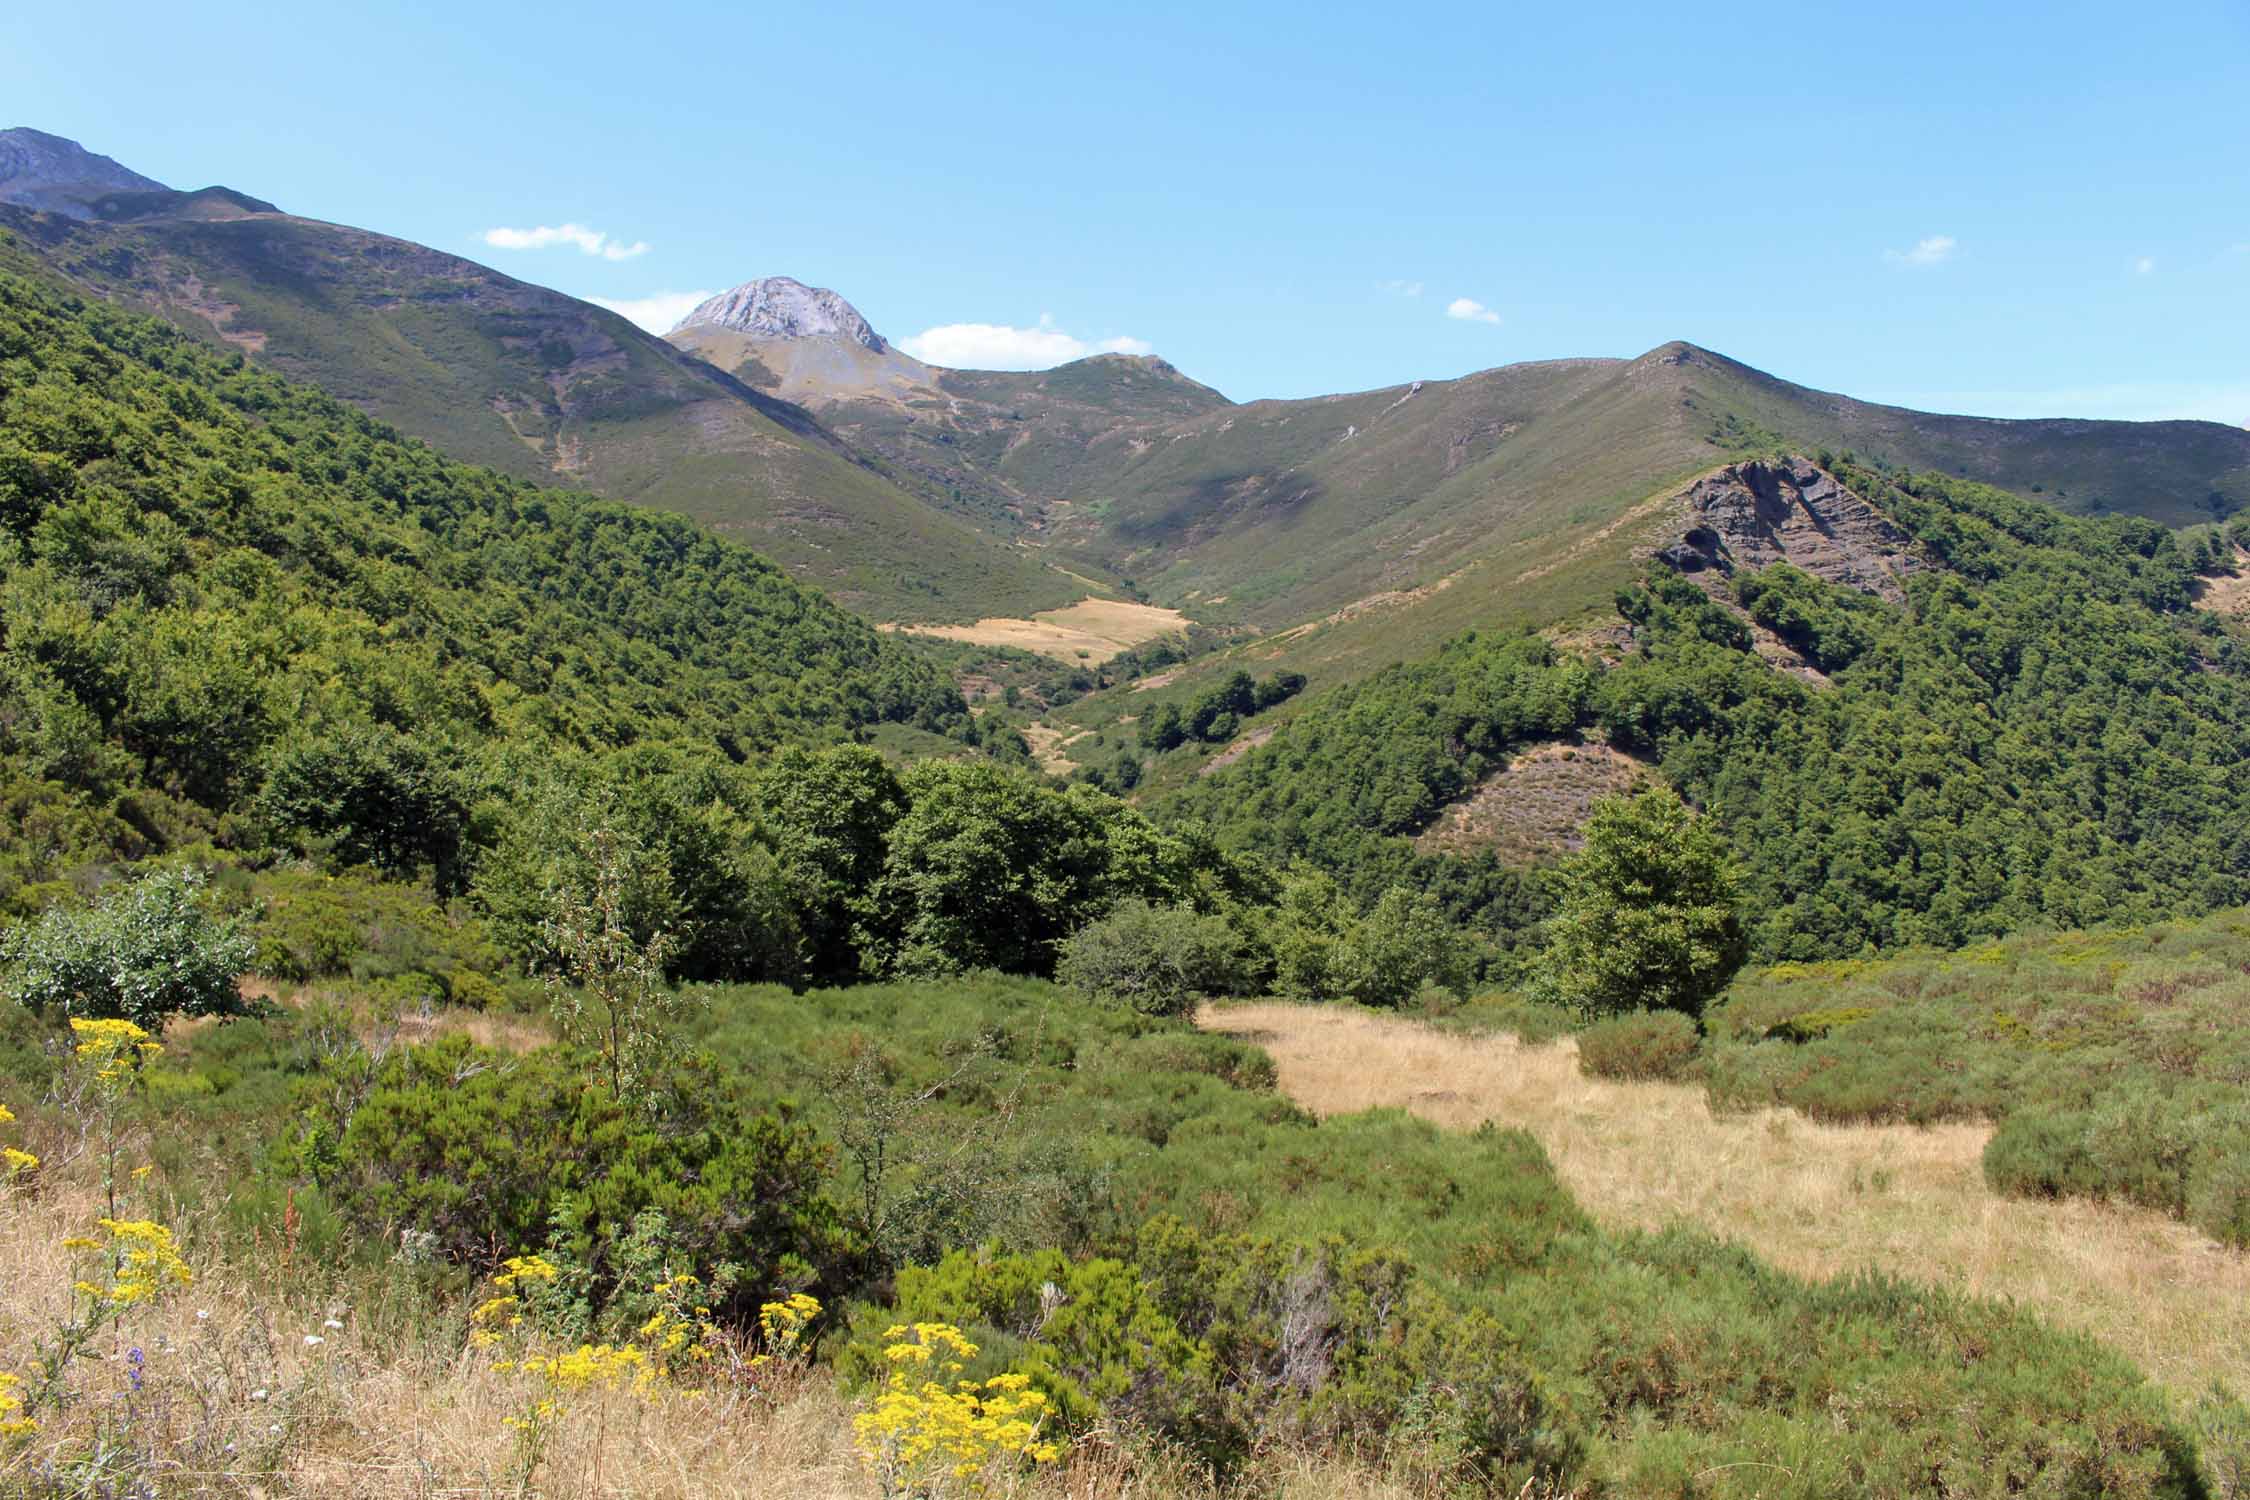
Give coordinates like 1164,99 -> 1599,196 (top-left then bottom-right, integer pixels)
0,128 -> 169,218
671,277 -> 886,351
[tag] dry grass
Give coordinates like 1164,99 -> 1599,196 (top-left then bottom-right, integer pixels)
0,1170 -> 1447,1498
1411,742 -> 1649,861
0,1176 -> 869,1498
1022,722 -> 1094,776
1202,1001 -> 2250,1402
2193,550 -> 2250,617
887,598 -> 1188,665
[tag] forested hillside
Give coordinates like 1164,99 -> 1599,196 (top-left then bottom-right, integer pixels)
1164,458 -> 2250,960
0,194 -> 1094,623
0,256 -> 973,903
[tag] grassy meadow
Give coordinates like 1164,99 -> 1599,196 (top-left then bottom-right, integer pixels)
5,965 -> 2245,1498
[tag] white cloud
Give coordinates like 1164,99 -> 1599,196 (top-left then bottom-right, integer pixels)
1382,279 -> 1425,297
897,315 -> 1153,370
1885,234 -> 1957,268
1445,297 -> 1501,324
586,290 -> 714,334
480,222 -> 650,261
2134,255 -> 2157,275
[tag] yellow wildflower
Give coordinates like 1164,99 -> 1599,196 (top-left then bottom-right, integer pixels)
73,1218 -> 194,1314
1,1148 -> 35,1176
0,1372 -> 33,1441
69,1018 -> 159,1085
492,1253 -> 559,1289
852,1322 -> 1063,1490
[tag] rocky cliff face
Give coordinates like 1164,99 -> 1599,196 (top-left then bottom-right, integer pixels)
1658,457 -> 1919,602
672,277 -> 887,351
0,128 -> 169,218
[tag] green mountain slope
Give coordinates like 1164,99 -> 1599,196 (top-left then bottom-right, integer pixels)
0,181 -> 1086,622
0,252 -> 977,897
1157,456 -> 2250,960
691,321 -> 2250,645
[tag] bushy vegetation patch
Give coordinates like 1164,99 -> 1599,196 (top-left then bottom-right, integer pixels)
1576,1009 -> 1702,1081
0,267 -> 965,911
1057,899 -> 1253,1015
0,955 -> 2222,1494
1703,912 -> 2250,1243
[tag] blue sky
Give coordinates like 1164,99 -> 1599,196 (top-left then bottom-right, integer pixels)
6,0 -> 2247,419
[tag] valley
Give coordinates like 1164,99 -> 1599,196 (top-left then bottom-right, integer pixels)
7,108 -> 2250,1500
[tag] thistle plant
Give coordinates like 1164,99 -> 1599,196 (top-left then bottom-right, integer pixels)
853,1322 -> 1062,1498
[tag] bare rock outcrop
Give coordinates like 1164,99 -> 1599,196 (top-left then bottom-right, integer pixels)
672,276 -> 887,351
1658,457 -> 1919,602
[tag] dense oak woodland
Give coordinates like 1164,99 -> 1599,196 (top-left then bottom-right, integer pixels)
0,261 -> 968,900
1166,461 -> 2250,960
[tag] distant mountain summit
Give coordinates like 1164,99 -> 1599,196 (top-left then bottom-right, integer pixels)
0,127 -> 169,217
673,276 -> 887,352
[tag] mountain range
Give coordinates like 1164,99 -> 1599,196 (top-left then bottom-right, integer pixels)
6,126 -> 2248,668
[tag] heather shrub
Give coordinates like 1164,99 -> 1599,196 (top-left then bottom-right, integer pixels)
1576,1009 -> 1701,1081
1983,1107 -> 2108,1202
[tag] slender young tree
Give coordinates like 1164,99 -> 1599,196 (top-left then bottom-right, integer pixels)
543,825 -> 685,1099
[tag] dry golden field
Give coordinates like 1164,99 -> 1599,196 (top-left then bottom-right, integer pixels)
1202,1000 -> 2250,1402
886,599 -> 1189,665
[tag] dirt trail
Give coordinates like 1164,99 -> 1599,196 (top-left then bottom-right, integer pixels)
1202,1001 -> 2250,1400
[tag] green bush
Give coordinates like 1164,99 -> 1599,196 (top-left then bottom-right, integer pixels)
304,1035 -> 854,1317
1529,786 -> 1746,1022
2188,1150 -> 2250,1249
1576,1009 -> 1702,1081
1056,900 -> 1249,1016
1763,1005 -> 1875,1043
2,866 -> 255,1026
851,1220 -> 1581,1489
249,868 -> 500,989
1983,1107 -> 2107,1202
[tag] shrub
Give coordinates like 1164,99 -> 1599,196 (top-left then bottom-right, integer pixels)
304,1035 -> 854,1317
1577,1009 -> 1702,1081
249,868 -> 500,988
1056,900 -> 1248,1016
1983,1108 -> 2105,1202
2188,1149 -> 2250,1249
2,867 -> 255,1027
1763,1006 -> 1875,1043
